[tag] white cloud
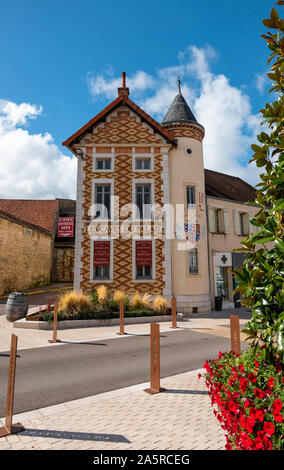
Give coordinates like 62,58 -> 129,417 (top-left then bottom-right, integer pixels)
193,67 -> 262,183
1,46 -> 264,202
87,70 -> 155,102
88,45 -> 263,186
0,100 -> 77,199
254,72 -> 268,94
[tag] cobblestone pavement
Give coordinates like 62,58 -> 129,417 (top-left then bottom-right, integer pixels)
0,369 -> 225,451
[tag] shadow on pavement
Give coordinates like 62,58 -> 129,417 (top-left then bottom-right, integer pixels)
55,341 -> 108,346
190,308 -> 251,321
162,389 -> 208,395
0,353 -> 21,358
19,428 -> 131,443
177,327 -> 214,330
123,333 -> 167,337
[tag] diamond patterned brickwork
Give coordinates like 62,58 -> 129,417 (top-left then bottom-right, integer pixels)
84,109 -> 164,145
79,108 -> 167,295
163,123 -> 204,142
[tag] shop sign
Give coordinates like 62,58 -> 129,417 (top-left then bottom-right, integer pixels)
58,217 -> 74,237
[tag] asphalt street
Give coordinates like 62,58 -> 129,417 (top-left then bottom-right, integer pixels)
0,283 -> 73,316
0,328 -> 246,416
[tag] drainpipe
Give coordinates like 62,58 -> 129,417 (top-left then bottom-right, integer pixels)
205,195 -> 212,309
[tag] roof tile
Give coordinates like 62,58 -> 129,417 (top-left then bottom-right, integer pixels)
0,199 -> 59,234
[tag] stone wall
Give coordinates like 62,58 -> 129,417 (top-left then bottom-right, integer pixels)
0,216 -> 52,295
53,246 -> 74,282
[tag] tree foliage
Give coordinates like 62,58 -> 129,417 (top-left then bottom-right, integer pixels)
233,1 -> 284,364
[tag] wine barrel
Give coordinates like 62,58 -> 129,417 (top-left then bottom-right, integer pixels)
5,292 -> 29,322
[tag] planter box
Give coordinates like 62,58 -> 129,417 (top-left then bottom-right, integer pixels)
13,314 -> 184,330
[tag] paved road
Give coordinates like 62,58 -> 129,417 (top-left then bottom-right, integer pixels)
0,283 -> 73,316
0,328 -> 246,416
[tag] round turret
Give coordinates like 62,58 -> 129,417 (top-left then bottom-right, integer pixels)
162,80 -> 210,314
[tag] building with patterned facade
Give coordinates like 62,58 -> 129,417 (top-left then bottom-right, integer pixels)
63,73 -> 259,314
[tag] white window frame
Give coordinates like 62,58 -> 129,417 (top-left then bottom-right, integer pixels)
132,178 -> 155,221
186,185 -> 196,206
132,153 -> 154,172
234,209 -> 249,236
132,238 -> 156,283
208,207 -> 225,234
188,248 -> 199,275
214,208 -> 221,233
93,153 -> 114,172
91,179 -> 114,221
239,212 -> 245,236
90,238 -> 114,283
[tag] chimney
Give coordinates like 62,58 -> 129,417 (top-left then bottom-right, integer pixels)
118,71 -> 129,97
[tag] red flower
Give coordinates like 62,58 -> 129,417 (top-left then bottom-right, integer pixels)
273,411 -> 283,423
253,437 -> 264,450
257,430 -> 266,439
272,399 -> 282,412
263,421 -> 275,436
255,409 -> 264,422
239,432 -> 253,450
248,373 -> 257,383
239,416 -> 246,429
267,377 -> 275,390
254,388 -> 265,399
246,417 -> 255,433
239,378 -> 248,393
228,400 -> 239,414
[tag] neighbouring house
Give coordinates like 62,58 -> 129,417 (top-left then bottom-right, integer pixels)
0,198 -> 76,295
0,209 -> 53,295
60,73 -> 259,313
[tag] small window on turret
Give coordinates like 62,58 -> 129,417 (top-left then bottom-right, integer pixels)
186,186 -> 196,205
185,148 -> 193,156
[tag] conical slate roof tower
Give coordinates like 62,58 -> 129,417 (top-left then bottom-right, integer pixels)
162,80 -> 199,126
161,79 -> 204,140
162,93 -> 197,125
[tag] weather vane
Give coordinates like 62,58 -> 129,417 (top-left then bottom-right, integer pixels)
178,76 -> 181,93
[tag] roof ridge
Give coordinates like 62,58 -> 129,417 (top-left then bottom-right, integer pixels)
63,94 -> 175,148
0,209 -> 52,235
0,198 -> 57,202
205,168 -> 256,188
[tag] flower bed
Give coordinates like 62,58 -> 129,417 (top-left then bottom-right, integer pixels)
30,308 -> 165,323
27,288 -> 170,323
200,347 -> 284,450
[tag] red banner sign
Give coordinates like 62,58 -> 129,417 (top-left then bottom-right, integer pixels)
93,241 -> 110,266
136,241 -> 152,266
57,217 -> 74,237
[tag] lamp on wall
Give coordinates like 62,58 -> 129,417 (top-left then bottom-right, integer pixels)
75,147 -> 85,160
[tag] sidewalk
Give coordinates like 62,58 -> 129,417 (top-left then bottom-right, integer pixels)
0,308 -> 249,352
0,369 -> 226,450
0,310 -> 248,450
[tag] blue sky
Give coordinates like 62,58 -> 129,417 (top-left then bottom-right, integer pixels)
0,0 -> 276,199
